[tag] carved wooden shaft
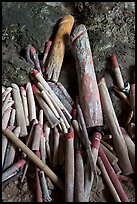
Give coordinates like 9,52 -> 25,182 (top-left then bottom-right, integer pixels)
5,126 -> 21,169
45,15 -> 74,82
31,123 -> 42,151
42,40 -> 52,66
120,127 -> 135,171
98,78 -> 133,175
2,87 -> 12,102
2,92 -> 12,116
35,150 -> 43,202
98,157 -> 121,202
84,132 -> 102,202
99,146 -> 129,202
74,144 -> 84,202
2,159 -> 26,182
111,54 -> 125,90
26,82 -> 37,122
77,104 -> 97,180
52,127 -> 60,168
2,107 -> 12,167
71,24 -> 103,128
20,86 -> 30,126
11,83 -> 28,137
65,126 -> 74,202
100,143 -> 118,165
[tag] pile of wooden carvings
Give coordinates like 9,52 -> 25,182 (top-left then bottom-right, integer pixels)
2,15 -> 135,202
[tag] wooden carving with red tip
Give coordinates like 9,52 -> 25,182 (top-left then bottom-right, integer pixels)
98,77 -> 133,175
71,24 -> 103,128
99,146 -> 129,202
84,132 -> 102,202
111,54 -> 125,90
65,126 -> 74,202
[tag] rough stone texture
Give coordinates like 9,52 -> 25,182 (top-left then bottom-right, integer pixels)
2,2 -> 77,89
2,2 -> 135,202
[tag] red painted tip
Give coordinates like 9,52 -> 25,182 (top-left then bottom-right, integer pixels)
130,84 -> 135,94
111,54 -> 119,69
16,159 -> 26,168
32,84 -> 40,94
67,132 -> 74,139
72,108 -> 77,119
33,69 -> 39,76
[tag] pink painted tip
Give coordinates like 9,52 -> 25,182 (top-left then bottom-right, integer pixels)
35,150 -> 41,158
130,84 -> 135,94
45,41 -> 52,52
54,126 -> 59,134
120,127 -> 128,136
93,132 -> 102,140
41,67 -> 45,73
30,47 -> 36,54
92,132 -> 102,150
98,77 -> 106,85
16,159 -> 26,168
20,86 -> 25,90
33,69 -> 39,76
111,54 -> 119,69
32,84 -> 40,94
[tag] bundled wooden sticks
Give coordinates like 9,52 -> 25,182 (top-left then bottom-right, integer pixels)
2,79 -> 75,201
